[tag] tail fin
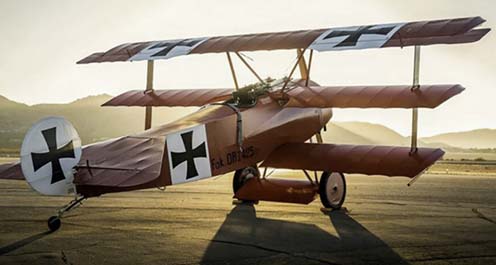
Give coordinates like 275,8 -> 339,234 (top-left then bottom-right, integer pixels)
16,117 -> 82,195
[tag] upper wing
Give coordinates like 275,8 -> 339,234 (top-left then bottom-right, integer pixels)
261,143 -> 444,178
78,17 -> 489,64
285,84 -> 464,108
102,88 -> 233,107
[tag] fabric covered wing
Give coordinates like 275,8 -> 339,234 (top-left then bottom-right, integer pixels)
77,17 -> 489,64
103,89 -> 233,107
74,136 -> 166,197
285,84 -> 464,108
261,143 -> 444,178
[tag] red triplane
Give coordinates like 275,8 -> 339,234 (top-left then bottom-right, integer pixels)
0,17 -> 489,231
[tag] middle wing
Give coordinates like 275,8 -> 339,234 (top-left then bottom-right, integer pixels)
285,84 -> 464,108
102,88 -> 233,107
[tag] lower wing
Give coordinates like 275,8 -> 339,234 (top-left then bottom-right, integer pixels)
261,143 -> 444,178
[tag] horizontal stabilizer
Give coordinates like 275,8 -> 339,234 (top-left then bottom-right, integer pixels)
103,89 -> 233,107
0,162 -> 23,180
261,143 -> 444,178
285,84 -> 464,108
0,137 -> 167,197
78,17 -> 489,64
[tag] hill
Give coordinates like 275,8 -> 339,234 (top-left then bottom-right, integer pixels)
0,95 -> 194,154
321,122 -> 374,145
0,95 -> 27,108
421,129 -> 496,149
325,121 -> 408,146
322,122 -> 459,151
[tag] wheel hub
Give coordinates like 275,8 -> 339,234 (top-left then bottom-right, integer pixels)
326,173 -> 345,205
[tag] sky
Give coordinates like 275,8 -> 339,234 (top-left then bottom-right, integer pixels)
0,0 -> 494,136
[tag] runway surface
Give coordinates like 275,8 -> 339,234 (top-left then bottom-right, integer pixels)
0,172 -> 495,265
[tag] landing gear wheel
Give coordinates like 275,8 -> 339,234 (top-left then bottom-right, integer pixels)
319,172 -> 346,210
47,216 -> 61,232
46,196 -> 85,232
233,166 -> 260,204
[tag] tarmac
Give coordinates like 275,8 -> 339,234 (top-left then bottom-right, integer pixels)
0,172 -> 495,265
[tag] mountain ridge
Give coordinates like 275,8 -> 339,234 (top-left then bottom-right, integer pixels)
421,128 -> 496,149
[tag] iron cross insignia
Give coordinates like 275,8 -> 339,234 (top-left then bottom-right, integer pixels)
323,25 -> 396,47
170,131 -> 207,179
149,38 -> 205,57
30,127 -> 75,184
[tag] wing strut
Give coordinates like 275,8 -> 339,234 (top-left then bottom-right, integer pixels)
410,46 -> 421,153
297,48 -> 309,80
145,60 -> 154,130
305,49 -> 314,87
235,52 -> 264,84
282,48 -> 308,91
226,52 -> 239,90
226,52 -> 266,89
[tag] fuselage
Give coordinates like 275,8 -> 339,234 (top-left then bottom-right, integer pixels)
143,94 -> 332,185
75,89 -> 332,196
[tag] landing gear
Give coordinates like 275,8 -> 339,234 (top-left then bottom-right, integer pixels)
47,196 -> 86,232
319,172 -> 346,209
233,166 -> 260,203
47,216 -> 61,232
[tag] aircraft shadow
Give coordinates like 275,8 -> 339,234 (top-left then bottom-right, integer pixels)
0,230 -> 51,255
200,204 -> 407,265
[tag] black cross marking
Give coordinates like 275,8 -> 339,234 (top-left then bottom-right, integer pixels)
31,127 -> 75,184
323,25 -> 396,47
171,131 -> 207,179
149,38 -> 204,57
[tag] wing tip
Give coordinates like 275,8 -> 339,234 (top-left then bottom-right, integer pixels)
453,84 -> 466,93
77,52 -> 103,64
407,147 -> 445,178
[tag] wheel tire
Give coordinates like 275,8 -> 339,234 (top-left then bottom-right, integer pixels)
47,216 -> 61,232
233,166 -> 260,203
319,172 -> 346,209
232,166 -> 260,193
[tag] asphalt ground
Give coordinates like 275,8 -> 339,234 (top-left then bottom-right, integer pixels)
0,172 -> 495,265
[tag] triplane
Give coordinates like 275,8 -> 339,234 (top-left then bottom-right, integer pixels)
0,17 -> 489,231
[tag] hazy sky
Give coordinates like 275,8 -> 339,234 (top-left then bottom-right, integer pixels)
0,0 -> 494,136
